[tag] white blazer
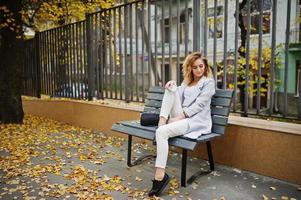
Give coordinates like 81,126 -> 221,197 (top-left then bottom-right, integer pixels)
178,76 -> 216,139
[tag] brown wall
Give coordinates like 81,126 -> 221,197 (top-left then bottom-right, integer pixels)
22,99 -> 301,185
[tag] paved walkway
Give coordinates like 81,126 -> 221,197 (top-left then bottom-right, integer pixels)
0,115 -> 300,199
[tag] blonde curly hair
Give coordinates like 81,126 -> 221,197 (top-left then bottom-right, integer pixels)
182,52 -> 213,84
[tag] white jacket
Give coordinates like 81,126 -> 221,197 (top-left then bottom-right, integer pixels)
177,77 -> 216,139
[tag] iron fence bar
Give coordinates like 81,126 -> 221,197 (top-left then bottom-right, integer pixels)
245,0 -> 251,116
95,14 -> 100,99
48,30 -> 52,95
299,67 -> 301,119
72,24 -> 76,98
141,0 -> 145,101
95,13 -> 100,99
203,0 -> 208,57
52,28 -> 57,95
47,30 -> 52,95
184,0 -> 188,57
83,21 -> 89,99
66,25 -> 72,98
148,0 -> 151,90
75,23 -> 81,98
233,0 -> 239,112
114,9 -> 118,99
256,0 -> 263,115
213,0 -> 217,84
103,11 -> 108,100
176,0 -> 180,85
67,25 -> 72,98
162,0 -> 165,85
57,28 -> 61,97
79,22 -> 84,98
125,5 -> 129,102
61,28 -> 65,97
109,9 -> 113,99
75,23 -> 80,98
269,0 -> 277,116
65,26 -> 69,98
42,31 -> 46,94
130,4 -> 134,101
40,32 -> 44,95
118,6 -> 123,100
154,0 -> 158,85
86,14 -> 94,100
135,2 -> 139,101
169,0 -> 172,82
284,0 -> 291,117
54,28 -> 59,93
223,0 -> 228,89
64,26 -> 69,97
193,0 -> 200,51
45,30 -> 49,95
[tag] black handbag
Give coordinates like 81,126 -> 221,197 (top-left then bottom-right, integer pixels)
140,113 -> 160,126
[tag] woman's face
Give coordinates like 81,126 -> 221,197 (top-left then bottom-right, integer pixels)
191,58 -> 205,79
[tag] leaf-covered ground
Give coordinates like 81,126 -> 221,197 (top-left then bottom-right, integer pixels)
0,115 -> 300,200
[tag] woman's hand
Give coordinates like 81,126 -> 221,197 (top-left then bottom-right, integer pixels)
165,80 -> 177,92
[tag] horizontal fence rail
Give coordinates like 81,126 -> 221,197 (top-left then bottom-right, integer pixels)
23,0 -> 301,120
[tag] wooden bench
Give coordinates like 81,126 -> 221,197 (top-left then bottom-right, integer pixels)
111,86 -> 234,187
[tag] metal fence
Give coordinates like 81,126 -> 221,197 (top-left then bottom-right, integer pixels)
23,0 -> 301,120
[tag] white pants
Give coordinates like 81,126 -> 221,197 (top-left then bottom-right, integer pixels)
155,89 -> 189,168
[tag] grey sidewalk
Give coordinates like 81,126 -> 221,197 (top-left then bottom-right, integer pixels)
0,116 -> 300,199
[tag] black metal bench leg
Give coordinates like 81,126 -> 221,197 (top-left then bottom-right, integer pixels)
181,149 -> 187,187
127,135 -> 156,167
127,135 -> 133,166
186,141 -> 215,185
206,141 -> 215,171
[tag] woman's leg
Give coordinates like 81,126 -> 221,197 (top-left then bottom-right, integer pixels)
154,119 -> 189,180
158,89 -> 182,126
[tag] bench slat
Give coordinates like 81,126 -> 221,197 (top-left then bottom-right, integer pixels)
195,133 -> 220,142
149,86 -> 165,93
215,89 -> 234,98
212,124 -> 226,135
212,115 -> 228,126
145,100 -> 162,108
211,106 -> 230,116
211,97 -> 232,107
147,93 -> 164,101
119,121 -> 157,132
112,124 -> 155,140
168,137 -> 197,151
143,107 -> 161,114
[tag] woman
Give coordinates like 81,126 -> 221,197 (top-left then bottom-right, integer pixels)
148,52 -> 215,197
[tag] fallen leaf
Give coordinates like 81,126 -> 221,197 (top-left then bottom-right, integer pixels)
233,168 -> 242,174
270,186 -> 276,191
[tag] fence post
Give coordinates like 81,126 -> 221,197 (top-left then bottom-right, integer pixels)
86,13 -> 95,101
35,31 -> 41,98
193,0 -> 200,51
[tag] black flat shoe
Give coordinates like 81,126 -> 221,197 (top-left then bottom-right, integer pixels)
148,173 -> 171,197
